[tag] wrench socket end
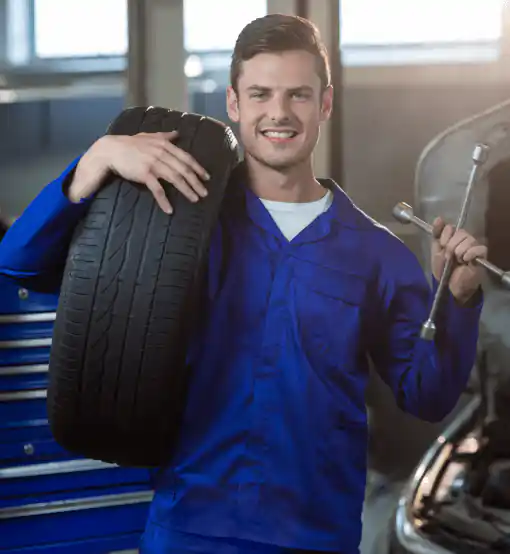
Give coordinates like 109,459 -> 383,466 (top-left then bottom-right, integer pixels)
501,272 -> 510,289
392,202 -> 413,224
473,143 -> 490,165
420,320 -> 436,341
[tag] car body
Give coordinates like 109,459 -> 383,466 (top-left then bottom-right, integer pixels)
388,99 -> 510,554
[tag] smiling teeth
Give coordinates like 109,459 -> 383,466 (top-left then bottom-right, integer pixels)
264,131 -> 295,138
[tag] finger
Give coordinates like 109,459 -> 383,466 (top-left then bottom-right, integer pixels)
145,173 -> 173,214
158,155 -> 209,198
453,235 -> 477,264
431,218 -> 446,259
153,160 -> 200,203
145,139 -> 210,191
161,140 -> 210,182
431,250 -> 447,281
140,131 -> 179,141
160,131 -> 179,140
432,217 -> 446,240
439,224 -> 455,249
463,244 -> 488,264
443,228 -> 470,258
144,146 -> 204,200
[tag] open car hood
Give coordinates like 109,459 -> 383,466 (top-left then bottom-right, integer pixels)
414,99 -> 510,393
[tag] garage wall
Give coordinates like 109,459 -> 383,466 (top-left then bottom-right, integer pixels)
341,74 -> 510,226
1,66 -> 509,258
0,96 -> 124,218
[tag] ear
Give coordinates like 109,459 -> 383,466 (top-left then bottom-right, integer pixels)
226,86 -> 240,123
320,85 -> 334,122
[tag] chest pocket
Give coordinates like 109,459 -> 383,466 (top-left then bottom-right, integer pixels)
290,256 -> 369,384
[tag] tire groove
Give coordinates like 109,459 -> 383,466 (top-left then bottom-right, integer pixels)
113,192 -> 157,416
77,183 -> 123,409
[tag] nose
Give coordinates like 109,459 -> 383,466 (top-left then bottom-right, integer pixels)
267,95 -> 291,124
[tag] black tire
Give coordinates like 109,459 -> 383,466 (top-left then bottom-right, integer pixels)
47,106 -> 240,467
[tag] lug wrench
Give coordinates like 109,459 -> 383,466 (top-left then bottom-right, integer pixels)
395,143 -> 490,340
393,202 -> 510,289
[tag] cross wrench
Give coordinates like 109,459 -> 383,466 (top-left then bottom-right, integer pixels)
400,143 -> 489,340
392,202 -> 510,288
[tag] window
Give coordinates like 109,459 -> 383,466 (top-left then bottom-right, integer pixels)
183,0 -> 267,126
184,0 -> 267,52
33,0 -> 267,59
340,0 -> 506,64
34,0 -> 128,58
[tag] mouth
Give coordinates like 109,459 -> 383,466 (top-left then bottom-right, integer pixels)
260,130 -> 299,142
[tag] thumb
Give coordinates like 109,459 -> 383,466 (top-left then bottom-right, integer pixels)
160,131 -> 179,141
431,216 -> 445,257
431,247 -> 447,281
431,217 -> 446,280
431,216 -> 445,240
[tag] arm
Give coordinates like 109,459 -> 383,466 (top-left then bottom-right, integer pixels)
0,157 -> 92,293
0,129 -> 212,294
369,237 -> 483,423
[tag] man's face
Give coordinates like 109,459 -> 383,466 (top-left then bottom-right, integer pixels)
226,50 -> 333,172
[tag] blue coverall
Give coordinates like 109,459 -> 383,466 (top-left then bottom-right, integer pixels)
0,158 -> 482,553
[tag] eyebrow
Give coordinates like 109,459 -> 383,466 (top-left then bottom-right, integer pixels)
246,85 -> 314,94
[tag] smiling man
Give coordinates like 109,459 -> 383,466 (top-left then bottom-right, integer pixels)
0,14 -> 488,554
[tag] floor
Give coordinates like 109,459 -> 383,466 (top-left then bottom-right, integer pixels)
360,472 -> 406,554
357,373 -> 472,554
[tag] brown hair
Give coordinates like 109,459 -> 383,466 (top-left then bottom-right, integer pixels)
230,14 -> 331,93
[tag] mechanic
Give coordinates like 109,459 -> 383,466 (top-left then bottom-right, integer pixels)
0,14 -> 488,554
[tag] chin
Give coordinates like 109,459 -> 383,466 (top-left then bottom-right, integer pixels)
262,158 -> 300,172
248,150 -> 311,173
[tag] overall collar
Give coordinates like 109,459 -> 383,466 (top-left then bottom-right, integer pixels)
224,162 -> 371,244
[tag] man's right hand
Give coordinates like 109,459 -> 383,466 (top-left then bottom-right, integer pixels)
68,131 -> 211,214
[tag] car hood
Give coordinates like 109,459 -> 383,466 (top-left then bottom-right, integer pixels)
414,98 -> 510,395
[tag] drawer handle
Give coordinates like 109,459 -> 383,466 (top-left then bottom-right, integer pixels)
0,390 -> 47,402
0,459 -> 116,479
0,338 -> 52,349
23,444 -> 35,456
0,364 -> 48,377
0,490 -> 154,519
0,312 -> 56,324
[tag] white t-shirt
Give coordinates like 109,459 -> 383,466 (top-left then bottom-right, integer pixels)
260,190 -> 334,241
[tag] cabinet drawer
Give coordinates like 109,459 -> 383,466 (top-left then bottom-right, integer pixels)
0,316 -> 55,341
0,278 -> 59,314
0,533 -> 142,554
0,459 -> 153,508
0,364 -> 49,392
0,492 -> 152,550
0,418 -> 50,444
0,436 -> 71,467
0,393 -> 48,427
0,342 -> 52,366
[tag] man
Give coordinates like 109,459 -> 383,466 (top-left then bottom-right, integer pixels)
0,14 -> 488,554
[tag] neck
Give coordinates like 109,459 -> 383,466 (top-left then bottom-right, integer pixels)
244,155 -> 325,203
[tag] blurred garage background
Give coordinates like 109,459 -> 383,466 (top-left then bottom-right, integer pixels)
0,1 -> 509,553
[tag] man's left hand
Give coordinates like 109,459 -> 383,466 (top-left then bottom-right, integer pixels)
431,217 -> 488,304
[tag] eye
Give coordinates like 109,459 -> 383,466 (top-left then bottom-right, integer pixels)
291,91 -> 311,100
250,92 -> 267,100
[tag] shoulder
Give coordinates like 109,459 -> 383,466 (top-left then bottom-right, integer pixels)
328,183 -> 426,285
327,182 -> 406,249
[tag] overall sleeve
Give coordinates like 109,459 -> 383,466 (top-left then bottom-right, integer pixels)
369,235 -> 483,423
0,156 -> 91,293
